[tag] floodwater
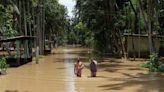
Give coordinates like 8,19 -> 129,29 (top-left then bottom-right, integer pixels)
0,46 -> 164,92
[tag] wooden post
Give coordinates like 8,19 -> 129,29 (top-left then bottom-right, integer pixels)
16,40 -> 20,65
36,46 -> 39,64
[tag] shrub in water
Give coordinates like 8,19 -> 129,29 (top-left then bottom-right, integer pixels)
0,57 -> 9,74
149,53 -> 159,72
141,53 -> 164,72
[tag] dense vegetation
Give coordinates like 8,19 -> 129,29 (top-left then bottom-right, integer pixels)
0,0 -> 164,72
70,0 -> 164,72
0,0 -> 68,54
71,0 -> 164,56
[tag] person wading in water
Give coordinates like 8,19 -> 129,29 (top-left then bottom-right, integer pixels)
90,59 -> 97,77
74,57 -> 84,77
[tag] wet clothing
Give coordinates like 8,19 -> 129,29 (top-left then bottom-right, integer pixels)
74,61 -> 84,77
90,62 -> 97,72
90,60 -> 97,77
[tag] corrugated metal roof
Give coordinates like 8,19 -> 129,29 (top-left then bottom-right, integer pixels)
0,36 -> 36,42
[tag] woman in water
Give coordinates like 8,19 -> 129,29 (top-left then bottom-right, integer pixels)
90,59 -> 97,77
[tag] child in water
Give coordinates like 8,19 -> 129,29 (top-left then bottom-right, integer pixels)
90,59 -> 97,77
74,57 -> 84,77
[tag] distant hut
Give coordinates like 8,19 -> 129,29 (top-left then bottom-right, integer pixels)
123,34 -> 164,58
44,40 -> 53,55
0,36 -> 35,67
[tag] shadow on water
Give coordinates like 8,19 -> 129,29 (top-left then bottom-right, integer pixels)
5,90 -> 18,92
55,46 -> 164,92
5,90 -> 28,92
99,72 -> 164,92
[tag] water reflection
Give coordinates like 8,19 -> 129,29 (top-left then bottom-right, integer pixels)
64,49 -> 76,92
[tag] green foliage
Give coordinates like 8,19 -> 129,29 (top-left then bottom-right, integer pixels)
31,0 -> 39,7
0,3 -> 17,37
68,20 -> 93,47
141,53 -> 164,72
74,22 -> 88,44
84,32 -> 94,47
158,0 -> 164,34
45,0 -> 69,45
45,0 -> 68,32
140,62 -> 150,68
149,53 -> 159,70
0,57 -> 9,70
74,0 -> 115,53
73,0 -> 164,56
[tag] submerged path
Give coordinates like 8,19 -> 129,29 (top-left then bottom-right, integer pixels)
0,46 -> 164,92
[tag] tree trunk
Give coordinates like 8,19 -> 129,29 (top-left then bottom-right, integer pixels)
139,0 -> 155,54
27,0 -> 32,36
23,0 -> 27,36
148,0 -> 155,54
129,0 -> 138,60
43,0 -> 45,51
36,0 -> 45,55
18,0 -> 23,35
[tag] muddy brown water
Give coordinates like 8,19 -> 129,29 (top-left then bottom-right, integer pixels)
0,46 -> 164,92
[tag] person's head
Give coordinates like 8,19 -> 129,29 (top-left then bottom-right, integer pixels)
77,57 -> 80,62
90,58 -> 94,62
90,58 -> 97,64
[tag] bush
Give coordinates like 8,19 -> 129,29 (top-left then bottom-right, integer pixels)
0,57 -> 9,70
141,53 -> 164,72
149,53 -> 159,71
140,62 -> 150,68
157,64 -> 164,72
